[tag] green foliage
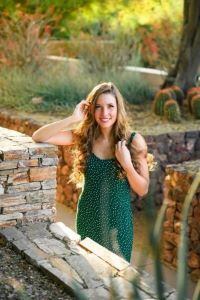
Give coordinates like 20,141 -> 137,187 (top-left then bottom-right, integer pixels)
66,0 -> 182,70
0,0 -> 97,39
191,94 -> 200,119
0,5 -> 153,113
0,63 -> 154,113
0,0 -> 183,69
164,99 -> 181,123
111,71 -> 154,105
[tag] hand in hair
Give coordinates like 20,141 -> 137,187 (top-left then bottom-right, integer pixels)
72,100 -> 90,123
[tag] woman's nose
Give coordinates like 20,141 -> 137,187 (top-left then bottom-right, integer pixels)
101,107 -> 109,115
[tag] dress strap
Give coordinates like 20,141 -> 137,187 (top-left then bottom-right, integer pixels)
127,132 -> 137,146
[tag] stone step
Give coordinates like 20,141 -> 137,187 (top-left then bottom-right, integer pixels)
0,221 -> 179,299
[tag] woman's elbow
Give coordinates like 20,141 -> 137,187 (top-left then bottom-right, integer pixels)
138,189 -> 148,197
32,132 -> 42,143
138,181 -> 149,197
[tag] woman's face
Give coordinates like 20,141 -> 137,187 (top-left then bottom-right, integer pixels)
94,93 -> 118,129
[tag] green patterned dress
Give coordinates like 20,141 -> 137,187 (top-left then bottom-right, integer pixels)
76,133 -> 136,262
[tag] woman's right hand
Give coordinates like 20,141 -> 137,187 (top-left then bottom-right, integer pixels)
72,100 -> 90,123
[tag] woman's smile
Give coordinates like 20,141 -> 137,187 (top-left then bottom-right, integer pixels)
100,118 -> 111,122
94,93 -> 117,129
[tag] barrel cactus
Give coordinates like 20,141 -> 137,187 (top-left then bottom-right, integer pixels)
164,99 -> 181,122
186,87 -> 200,112
170,85 -> 184,106
153,88 -> 172,116
191,94 -> 200,119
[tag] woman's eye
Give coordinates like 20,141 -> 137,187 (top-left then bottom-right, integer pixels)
95,106 -> 101,109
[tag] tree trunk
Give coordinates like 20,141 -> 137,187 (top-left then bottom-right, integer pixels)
162,0 -> 200,93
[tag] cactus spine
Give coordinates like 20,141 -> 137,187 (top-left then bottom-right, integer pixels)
164,99 -> 181,122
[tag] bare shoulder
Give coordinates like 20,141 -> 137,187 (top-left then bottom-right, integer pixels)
130,132 -> 148,154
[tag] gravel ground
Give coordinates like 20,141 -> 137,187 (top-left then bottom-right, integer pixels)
0,238 -> 74,300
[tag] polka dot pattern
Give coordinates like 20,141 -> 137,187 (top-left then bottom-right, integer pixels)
76,152 -> 133,262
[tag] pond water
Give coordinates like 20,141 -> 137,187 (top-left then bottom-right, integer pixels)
56,202 -> 196,298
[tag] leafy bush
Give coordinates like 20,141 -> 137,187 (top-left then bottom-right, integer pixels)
134,18 -> 182,71
0,11 -> 51,71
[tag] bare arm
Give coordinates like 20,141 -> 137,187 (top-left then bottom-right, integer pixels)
32,116 -> 77,145
115,133 -> 149,197
32,100 -> 89,145
125,152 -> 149,197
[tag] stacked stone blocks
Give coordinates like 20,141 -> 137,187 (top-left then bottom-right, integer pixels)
162,160 -> 200,281
0,221 -> 177,299
0,110 -> 200,211
0,127 -> 58,227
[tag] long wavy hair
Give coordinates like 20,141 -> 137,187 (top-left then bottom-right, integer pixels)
70,82 -> 133,186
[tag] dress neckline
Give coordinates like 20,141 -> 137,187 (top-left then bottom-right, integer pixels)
92,152 -> 115,161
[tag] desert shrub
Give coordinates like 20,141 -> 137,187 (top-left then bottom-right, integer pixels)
0,10 -> 51,71
72,33 -> 138,73
135,18 -> 182,71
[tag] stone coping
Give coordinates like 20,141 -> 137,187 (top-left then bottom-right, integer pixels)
0,126 -> 57,157
166,160 -> 200,177
0,221 -> 178,300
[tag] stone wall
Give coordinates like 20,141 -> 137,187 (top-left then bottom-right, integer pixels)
0,110 -> 200,211
0,126 -> 58,227
162,160 -> 200,281
143,131 -> 200,209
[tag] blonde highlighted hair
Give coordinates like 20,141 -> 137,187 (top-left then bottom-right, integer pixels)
70,82 -> 130,184
70,82 -> 155,186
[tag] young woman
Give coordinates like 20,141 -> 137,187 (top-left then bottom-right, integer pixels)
32,82 -> 149,262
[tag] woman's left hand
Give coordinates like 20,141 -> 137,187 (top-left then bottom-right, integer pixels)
115,140 -> 132,171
